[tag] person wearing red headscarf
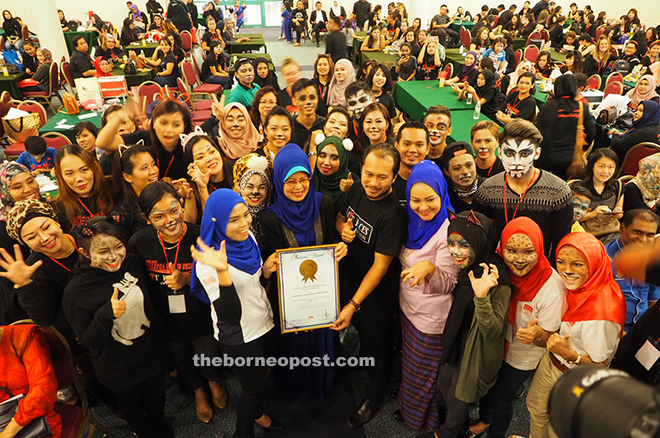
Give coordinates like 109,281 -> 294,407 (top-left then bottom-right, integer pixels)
468,217 -> 565,438
526,232 -> 626,438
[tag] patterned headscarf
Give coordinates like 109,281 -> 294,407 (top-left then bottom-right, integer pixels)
6,199 -> 57,244
232,153 -> 273,216
0,161 -> 31,222
632,153 -> 660,208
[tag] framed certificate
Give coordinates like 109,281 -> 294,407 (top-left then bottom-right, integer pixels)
276,244 -> 340,333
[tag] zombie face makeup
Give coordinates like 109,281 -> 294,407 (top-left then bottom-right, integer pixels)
346,89 -> 374,119
572,194 -> 590,222
88,234 -> 127,272
447,231 -> 476,269
502,233 -> 539,277
500,138 -> 540,179
148,195 -> 185,242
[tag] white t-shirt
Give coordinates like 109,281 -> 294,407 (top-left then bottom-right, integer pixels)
554,319 -> 622,369
505,271 -> 566,370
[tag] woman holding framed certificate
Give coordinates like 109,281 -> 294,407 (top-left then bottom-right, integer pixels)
395,161 -> 460,430
258,143 -> 347,400
191,189 -> 282,437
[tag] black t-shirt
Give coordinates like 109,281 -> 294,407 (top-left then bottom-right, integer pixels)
476,157 -> 504,178
417,51 -> 441,80
325,30 -> 348,64
122,130 -> 187,180
338,182 -> 405,307
376,92 -> 397,120
291,116 -> 325,151
391,174 -> 408,209
128,223 -> 213,341
159,52 -> 180,81
53,195 -> 105,231
202,30 -> 222,49
501,91 -> 537,122
201,54 -> 226,81
0,222 -> 28,325
292,8 -> 308,25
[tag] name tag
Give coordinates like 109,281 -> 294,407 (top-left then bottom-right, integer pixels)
635,338 -> 660,371
168,294 -> 186,314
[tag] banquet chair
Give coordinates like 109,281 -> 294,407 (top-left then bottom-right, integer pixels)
617,142 -> 660,177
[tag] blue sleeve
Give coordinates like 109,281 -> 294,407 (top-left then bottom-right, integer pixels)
484,49 -> 493,57
649,285 -> 660,302
15,153 -> 33,169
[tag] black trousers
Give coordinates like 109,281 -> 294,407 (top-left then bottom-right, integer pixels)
220,330 -> 272,438
437,362 -> 468,438
293,22 -> 307,43
168,334 -> 222,391
351,301 -> 395,401
109,371 -> 167,438
312,22 -> 327,43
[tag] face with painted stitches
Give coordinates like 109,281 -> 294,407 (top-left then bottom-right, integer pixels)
500,138 -> 540,179
502,233 -> 539,277
293,86 -> 319,117
86,234 -> 127,272
239,173 -> 268,207
572,194 -> 590,222
556,245 -> 589,290
147,194 -> 185,241
447,153 -> 477,191
447,231 -> 476,269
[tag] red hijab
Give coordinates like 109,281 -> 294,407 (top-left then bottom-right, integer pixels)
557,232 -> 626,331
499,217 -> 554,327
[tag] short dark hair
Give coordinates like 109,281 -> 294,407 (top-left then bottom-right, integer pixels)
25,136 -> 47,156
509,4 -> 517,10
74,216 -> 128,264
574,72 -> 588,89
234,58 -> 253,72
345,80 -> 373,100
363,143 -> 400,175
265,105 -> 293,129
139,180 -> 181,217
396,121 -> 429,144
622,209 -> 660,227
330,16 -> 341,26
72,35 -> 86,48
517,71 -> 535,84
578,33 -> 592,43
73,121 -> 99,138
425,105 -> 452,125
570,183 -> 592,202
500,119 -> 543,147
23,40 -> 35,48
291,78 -> 316,96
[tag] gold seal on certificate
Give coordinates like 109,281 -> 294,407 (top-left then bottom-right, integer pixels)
276,244 -> 340,333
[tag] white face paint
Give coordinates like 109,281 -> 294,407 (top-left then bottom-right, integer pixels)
500,138 -> 540,179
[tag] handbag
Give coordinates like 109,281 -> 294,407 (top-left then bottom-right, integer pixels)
61,92 -> 80,115
566,103 -> 589,179
582,181 -> 623,237
123,59 -> 137,75
1,49 -> 24,72
0,387 -> 52,438
596,105 -> 617,125
1,113 -> 41,144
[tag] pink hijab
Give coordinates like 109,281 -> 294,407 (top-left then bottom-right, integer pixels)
327,59 -> 356,107
217,102 -> 261,160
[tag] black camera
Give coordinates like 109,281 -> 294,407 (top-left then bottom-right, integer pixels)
549,365 -> 660,438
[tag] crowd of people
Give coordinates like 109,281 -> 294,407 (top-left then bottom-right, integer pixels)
2,1 -> 660,438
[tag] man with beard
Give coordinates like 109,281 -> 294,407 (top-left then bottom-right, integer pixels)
473,119 -> 572,262
228,58 -> 260,109
423,105 -> 452,168
439,141 -> 482,213
392,121 -> 430,207
333,143 -> 405,429
290,79 -> 325,151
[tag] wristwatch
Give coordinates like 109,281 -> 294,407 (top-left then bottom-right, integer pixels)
348,299 -> 361,312
568,351 -> 582,365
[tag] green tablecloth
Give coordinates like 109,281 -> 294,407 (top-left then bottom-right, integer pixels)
354,31 -> 367,58
393,81 -> 475,122
0,72 -> 26,99
550,48 -> 567,63
229,34 -> 266,54
361,50 -> 399,67
449,21 -> 475,33
111,67 -> 155,87
63,31 -> 95,56
229,53 -> 274,73
448,110 -> 500,143
126,41 -> 160,58
39,109 -> 102,143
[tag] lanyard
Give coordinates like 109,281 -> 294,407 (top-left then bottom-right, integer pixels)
318,83 -> 326,101
157,153 -> 176,179
46,235 -> 79,272
486,160 -> 496,178
158,229 -> 184,273
77,197 -> 103,217
504,169 -> 537,223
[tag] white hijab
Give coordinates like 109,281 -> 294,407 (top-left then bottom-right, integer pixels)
332,1 -> 342,17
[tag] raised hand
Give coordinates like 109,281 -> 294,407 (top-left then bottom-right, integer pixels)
339,173 -> 354,192
211,93 -> 226,120
187,162 -> 211,189
164,262 -> 191,290
341,218 -> 356,243
191,238 -> 229,272
0,244 -> 43,287
468,263 -> 499,298
111,288 -> 127,318
516,318 -> 541,344
401,261 -> 436,287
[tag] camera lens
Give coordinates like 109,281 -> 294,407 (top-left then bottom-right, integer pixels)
549,365 -> 660,438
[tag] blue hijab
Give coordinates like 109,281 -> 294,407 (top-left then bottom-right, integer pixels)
267,143 -> 323,247
632,100 -> 660,129
191,189 -> 262,303
405,160 -> 453,250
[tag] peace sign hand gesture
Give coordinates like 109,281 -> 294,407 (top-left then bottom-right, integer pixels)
468,263 -> 499,298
